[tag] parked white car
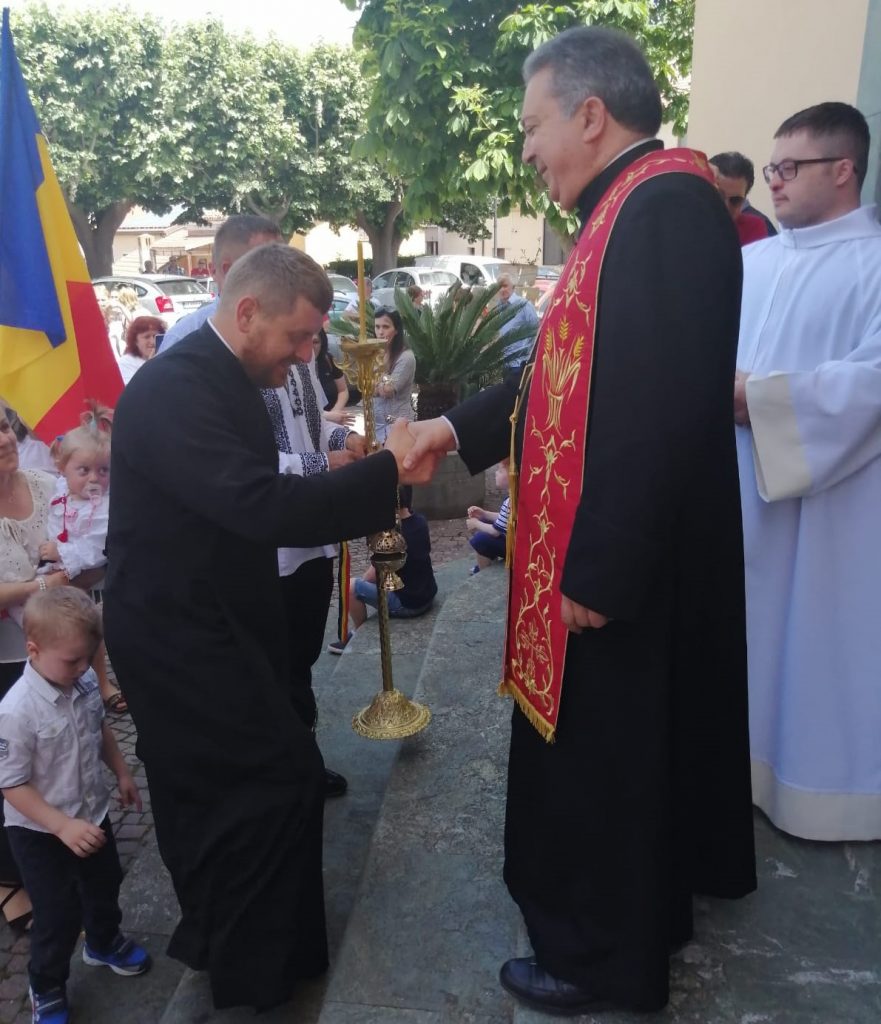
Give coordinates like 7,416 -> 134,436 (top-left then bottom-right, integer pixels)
371,267 -> 460,310
414,255 -> 511,287
92,274 -> 215,327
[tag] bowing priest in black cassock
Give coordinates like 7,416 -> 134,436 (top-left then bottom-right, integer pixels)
405,26 -> 756,1016
103,244 -> 432,1011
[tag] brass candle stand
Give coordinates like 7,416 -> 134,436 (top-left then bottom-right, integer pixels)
339,337 -> 431,740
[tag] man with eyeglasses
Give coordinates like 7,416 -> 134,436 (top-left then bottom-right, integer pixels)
709,151 -> 777,245
734,101 -> 881,843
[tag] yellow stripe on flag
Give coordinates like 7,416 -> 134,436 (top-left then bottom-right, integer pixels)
0,135 -> 85,426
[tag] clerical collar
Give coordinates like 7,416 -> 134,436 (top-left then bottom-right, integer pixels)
778,204 -> 881,250
576,138 -> 662,231
206,318 -> 238,358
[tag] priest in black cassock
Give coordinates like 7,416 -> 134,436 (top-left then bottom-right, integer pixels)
405,27 -> 756,1016
103,244 -> 431,1011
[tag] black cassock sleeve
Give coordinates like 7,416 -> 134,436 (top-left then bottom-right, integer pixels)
445,374 -> 520,475
116,353 -> 398,548
559,177 -> 742,620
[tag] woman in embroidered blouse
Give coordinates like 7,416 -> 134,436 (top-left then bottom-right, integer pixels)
0,409 -> 69,931
118,315 -> 166,385
373,307 -> 416,445
0,412 -> 68,683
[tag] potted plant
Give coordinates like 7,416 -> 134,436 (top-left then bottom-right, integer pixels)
329,281 -> 537,517
395,281 -> 537,419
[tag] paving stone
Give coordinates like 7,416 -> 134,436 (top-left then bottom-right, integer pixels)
115,823 -> 148,841
0,976 -> 26,1001
0,999 -> 24,1024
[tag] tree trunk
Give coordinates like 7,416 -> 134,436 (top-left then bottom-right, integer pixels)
67,199 -> 134,278
356,201 -> 403,274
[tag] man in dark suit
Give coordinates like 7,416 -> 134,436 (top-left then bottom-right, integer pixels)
104,244 -> 430,1012
405,26 -> 756,1015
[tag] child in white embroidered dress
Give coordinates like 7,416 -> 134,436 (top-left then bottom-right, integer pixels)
37,405 -> 123,713
39,405 -> 111,583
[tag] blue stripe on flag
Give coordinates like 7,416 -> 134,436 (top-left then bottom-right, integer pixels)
0,8 -> 66,348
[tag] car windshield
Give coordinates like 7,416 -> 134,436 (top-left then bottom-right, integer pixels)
158,279 -> 208,296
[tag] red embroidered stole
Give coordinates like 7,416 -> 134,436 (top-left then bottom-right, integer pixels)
500,148 -> 715,742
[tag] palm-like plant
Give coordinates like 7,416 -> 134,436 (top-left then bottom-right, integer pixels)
396,281 -> 537,420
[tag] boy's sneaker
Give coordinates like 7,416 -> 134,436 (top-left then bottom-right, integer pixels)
327,635 -> 351,655
30,987 -> 69,1024
469,565 -> 481,576
83,934 -> 152,976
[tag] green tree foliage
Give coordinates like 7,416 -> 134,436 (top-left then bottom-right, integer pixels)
9,4 -> 481,277
342,0 -> 695,238
11,4 -> 169,276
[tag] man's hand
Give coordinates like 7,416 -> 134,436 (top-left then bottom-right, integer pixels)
402,418 -> 457,474
385,419 -> 442,484
345,432 -> 368,458
117,771 -> 142,812
57,817 -> 107,858
734,370 -> 751,427
560,595 -> 609,634
328,450 -> 359,470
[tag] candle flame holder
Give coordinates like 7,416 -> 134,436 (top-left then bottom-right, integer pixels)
339,337 -> 431,740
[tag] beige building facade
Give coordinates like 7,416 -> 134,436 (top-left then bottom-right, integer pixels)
688,0 -> 881,221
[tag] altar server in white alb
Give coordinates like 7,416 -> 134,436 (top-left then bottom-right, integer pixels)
734,102 -> 881,841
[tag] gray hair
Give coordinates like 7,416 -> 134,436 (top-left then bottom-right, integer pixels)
523,26 -> 662,136
497,273 -> 515,287
213,214 -> 281,267
219,244 -> 334,318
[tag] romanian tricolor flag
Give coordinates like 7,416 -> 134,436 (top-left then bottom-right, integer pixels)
0,8 -> 122,443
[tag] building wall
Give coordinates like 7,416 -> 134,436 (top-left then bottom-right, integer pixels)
858,0 -> 881,205
426,209 -> 545,264
688,0 -> 871,220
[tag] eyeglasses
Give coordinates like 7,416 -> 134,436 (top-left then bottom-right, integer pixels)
762,157 -> 846,183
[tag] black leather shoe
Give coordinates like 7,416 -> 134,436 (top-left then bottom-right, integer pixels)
499,957 -> 611,1016
324,768 -> 348,798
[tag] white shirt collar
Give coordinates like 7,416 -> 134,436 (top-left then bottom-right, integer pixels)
23,661 -> 66,704
778,204 -> 881,249
601,137 -> 656,173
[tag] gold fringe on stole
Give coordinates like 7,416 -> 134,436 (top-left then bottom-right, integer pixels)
499,675 -> 557,743
505,362 -> 534,570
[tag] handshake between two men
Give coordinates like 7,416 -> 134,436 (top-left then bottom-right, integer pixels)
328,415 -> 609,635
325,416 -> 458,486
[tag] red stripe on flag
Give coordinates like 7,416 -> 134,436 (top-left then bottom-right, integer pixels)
33,280 -> 123,440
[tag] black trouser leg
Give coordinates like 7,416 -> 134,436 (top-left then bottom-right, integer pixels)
79,819 -> 123,953
7,820 -> 121,993
278,557 -> 334,730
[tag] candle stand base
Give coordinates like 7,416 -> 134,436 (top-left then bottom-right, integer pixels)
352,688 -> 432,740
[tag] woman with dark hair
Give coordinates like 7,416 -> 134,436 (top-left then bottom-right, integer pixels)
373,307 -> 416,444
312,330 -> 355,426
118,315 -> 166,384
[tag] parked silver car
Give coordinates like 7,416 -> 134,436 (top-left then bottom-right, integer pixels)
92,275 -> 215,327
371,267 -> 460,310
327,273 -> 358,296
